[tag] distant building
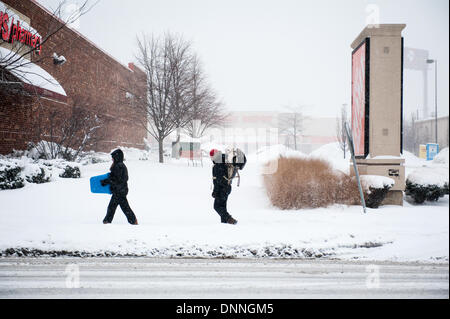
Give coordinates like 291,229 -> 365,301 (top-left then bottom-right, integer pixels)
415,116 -> 449,152
199,111 -> 338,154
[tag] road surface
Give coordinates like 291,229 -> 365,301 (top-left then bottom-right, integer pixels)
0,258 -> 448,298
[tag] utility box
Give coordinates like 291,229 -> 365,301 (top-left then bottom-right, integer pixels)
426,143 -> 439,161
350,24 -> 406,206
419,144 -> 427,159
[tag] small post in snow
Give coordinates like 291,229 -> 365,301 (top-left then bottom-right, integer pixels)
345,122 -> 367,214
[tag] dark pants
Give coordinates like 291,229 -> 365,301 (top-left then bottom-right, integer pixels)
104,194 -> 137,224
214,193 -> 232,223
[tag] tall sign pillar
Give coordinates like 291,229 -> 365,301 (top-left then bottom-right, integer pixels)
350,24 -> 406,206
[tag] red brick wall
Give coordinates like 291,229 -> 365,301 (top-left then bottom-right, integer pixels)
0,89 -> 33,154
1,0 -> 147,155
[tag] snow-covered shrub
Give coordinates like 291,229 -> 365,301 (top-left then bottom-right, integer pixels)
360,175 -> 395,208
263,157 -> 360,209
405,181 -> 446,204
23,164 -> 52,184
263,157 -> 399,209
59,165 -> 81,178
0,161 -> 24,190
77,151 -> 110,165
406,167 -> 449,204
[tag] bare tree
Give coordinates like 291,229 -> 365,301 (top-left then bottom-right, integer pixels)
133,32 -> 228,162
336,104 -> 349,159
184,90 -> 228,138
279,105 -> 306,151
167,34 -> 194,141
31,95 -> 105,160
184,57 -> 227,138
134,33 -> 183,163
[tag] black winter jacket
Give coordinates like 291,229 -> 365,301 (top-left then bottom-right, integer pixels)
102,150 -> 129,196
212,154 -> 231,197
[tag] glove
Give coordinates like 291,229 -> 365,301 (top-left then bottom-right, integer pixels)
100,179 -> 107,187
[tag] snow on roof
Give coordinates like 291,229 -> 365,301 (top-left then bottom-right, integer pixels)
0,47 -> 67,96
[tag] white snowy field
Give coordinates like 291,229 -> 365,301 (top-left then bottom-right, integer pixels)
0,145 -> 448,262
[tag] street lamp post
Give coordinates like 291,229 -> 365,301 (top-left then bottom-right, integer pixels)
427,59 -> 438,144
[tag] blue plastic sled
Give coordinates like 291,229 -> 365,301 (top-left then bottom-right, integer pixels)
90,173 -> 112,194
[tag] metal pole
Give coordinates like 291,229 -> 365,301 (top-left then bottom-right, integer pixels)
344,122 -> 367,214
435,60 -> 438,144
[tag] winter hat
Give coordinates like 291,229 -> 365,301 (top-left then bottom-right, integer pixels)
210,149 -> 223,163
210,149 -> 219,157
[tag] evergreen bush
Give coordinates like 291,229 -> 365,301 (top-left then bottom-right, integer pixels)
59,165 -> 81,178
365,185 -> 391,208
0,163 -> 25,190
405,180 -> 446,204
25,167 -> 51,184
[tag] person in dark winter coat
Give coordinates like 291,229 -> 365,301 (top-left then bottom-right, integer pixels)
210,149 -> 238,225
101,149 -> 138,225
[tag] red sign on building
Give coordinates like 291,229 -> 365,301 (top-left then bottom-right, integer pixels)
351,38 -> 370,158
0,8 -> 42,54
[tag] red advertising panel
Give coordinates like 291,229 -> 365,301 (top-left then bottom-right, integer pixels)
351,41 -> 367,157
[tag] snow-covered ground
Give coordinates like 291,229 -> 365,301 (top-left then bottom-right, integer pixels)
0,145 -> 448,263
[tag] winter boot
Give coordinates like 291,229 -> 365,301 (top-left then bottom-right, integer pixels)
226,216 -> 238,225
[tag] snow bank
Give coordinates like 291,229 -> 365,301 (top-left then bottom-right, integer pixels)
309,142 -> 350,173
433,147 -> 449,166
249,144 -> 307,164
117,147 -> 151,161
402,151 -> 423,165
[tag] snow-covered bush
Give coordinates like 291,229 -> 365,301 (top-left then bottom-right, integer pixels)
405,181 -> 446,204
406,167 -> 449,204
360,175 -> 395,208
59,165 -> 81,178
77,151 -> 110,165
23,164 -> 52,184
263,157 -> 399,210
0,161 -> 24,190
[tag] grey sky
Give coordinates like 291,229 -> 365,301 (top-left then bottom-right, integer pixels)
38,0 -> 449,119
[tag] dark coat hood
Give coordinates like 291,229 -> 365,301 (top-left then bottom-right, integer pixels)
111,149 -> 124,163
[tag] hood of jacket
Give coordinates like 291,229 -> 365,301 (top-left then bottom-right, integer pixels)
212,151 -> 226,165
111,149 -> 124,163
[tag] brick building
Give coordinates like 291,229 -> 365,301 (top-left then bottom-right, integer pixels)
0,0 -> 146,155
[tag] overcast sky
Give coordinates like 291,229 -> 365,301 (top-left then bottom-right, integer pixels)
37,0 -> 449,119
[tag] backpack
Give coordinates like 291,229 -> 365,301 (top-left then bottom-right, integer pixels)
225,148 -> 247,186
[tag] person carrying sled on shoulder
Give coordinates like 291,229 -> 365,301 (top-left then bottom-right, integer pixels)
210,149 -> 238,225
101,149 -> 139,225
